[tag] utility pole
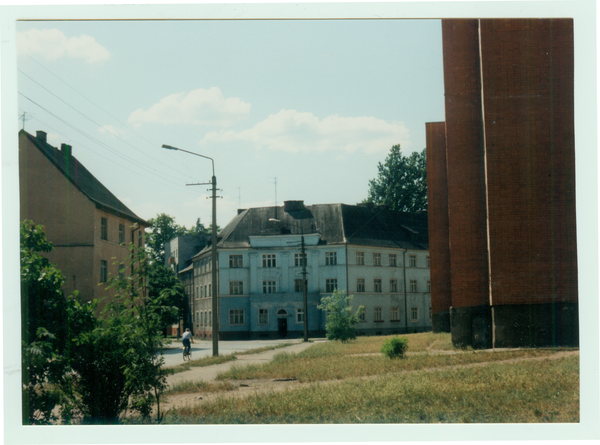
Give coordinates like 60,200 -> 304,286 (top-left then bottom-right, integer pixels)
301,228 -> 308,342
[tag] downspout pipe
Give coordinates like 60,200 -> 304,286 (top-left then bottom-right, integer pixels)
403,249 -> 408,333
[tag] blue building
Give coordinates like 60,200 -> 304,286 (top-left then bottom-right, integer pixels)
188,201 -> 431,340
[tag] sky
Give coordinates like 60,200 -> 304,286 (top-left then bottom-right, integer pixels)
15,18 -> 445,229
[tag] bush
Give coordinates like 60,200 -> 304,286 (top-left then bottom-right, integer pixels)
317,290 -> 364,342
380,337 -> 408,359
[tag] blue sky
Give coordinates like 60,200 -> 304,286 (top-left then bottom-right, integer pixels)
16,18 -> 444,228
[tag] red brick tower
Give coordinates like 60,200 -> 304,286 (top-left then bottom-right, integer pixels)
428,18 -> 578,348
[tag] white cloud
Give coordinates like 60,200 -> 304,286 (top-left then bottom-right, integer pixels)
201,109 -> 411,153
99,125 -> 126,137
127,87 -> 251,128
17,29 -> 110,64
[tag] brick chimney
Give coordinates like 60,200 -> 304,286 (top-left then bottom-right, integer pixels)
61,143 -> 72,158
36,131 -> 47,143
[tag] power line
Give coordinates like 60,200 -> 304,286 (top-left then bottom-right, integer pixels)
18,61 -> 199,182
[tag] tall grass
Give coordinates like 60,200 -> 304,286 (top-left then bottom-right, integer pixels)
165,355 -> 579,424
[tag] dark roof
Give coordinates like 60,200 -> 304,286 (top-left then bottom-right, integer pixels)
21,130 -> 148,226
214,202 -> 428,250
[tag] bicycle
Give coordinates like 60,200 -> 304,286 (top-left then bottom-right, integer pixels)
183,344 -> 192,361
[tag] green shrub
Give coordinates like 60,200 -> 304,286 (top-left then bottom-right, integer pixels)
380,336 -> 408,359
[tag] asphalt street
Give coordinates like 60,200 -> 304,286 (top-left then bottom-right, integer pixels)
159,338 -> 304,368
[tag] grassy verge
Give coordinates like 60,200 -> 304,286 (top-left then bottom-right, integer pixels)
163,380 -> 237,396
216,335 -> 566,383
165,354 -> 579,424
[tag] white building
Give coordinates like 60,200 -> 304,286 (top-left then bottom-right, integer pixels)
186,201 -> 431,340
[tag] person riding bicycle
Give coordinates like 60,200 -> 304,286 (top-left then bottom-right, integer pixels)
182,328 -> 194,356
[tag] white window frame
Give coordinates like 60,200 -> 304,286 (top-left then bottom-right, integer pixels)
356,278 -> 365,292
411,307 -> 419,322
410,279 -> 418,293
294,279 -> 305,293
390,279 -> 398,293
427,280 -> 431,292
229,281 -> 244,295
262,254 -> 277,268
100,260 -> 108,283
373,252 -> 382,266
374,278 -> 382,293
374,307 -> 383,322
296,308 -> 305,324
325,252 -> 337,266
409,254 -> 417,267
263,280 -> 277,294
294,253 -> 307,267
100,217 -> 108,241
258,308 -> 269,325
356,251 -> 365,265
390,306 -> 399,321
229,309 -> 245,325
229,254 -> 243,268
325,278 -> 337,293
389,253 -> 397,267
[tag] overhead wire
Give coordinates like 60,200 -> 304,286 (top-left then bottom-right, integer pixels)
20,55 -> 201,181
19,92 -> 202,197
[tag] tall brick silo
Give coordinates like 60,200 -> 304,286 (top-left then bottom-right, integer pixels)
427,18 -> 578,348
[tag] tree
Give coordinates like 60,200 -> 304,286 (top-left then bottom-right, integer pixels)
366,145 -> 427,213
20,221 -> 96,424
145,214 -> 189,263
317,290 -> 364,342
147,262 -> 186,330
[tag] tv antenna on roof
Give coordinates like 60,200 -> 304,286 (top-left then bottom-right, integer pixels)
19,111 -> 31,130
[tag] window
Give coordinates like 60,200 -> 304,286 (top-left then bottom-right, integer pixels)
358,311 -> 366,322
262,254 -> 277,268
374,279 -> 382,293
101,217 -> 108,240
356,251 -> 365,265
195,311 -> 199,325
229,254 -> 243,268
409,254 -> 417,267
200,286 -> 204,298
294,253 -> 307,267
263,280 -> 277,294
204,284 -> 208,298
410,279 -> 418,293
196,286 -> 199,300
391,306 -> 399,321
208,283 -> 212,297
119,224 -> 125,244
374,307 -> 383,322
426,256 -> 430,267
294,279 -> 305,293
296,308 -> 305,323
325,278 -> 337,293
325,252 -> 337,266
429,306 -> 432,322
209,311 -> 212,326
390,279 -> 398,293
258,309 -> 269,325
389,254 -> 397,267
118,263 -> 125,280
373,253 -> 381,266
100,260 -> 108,282
427,280 -> 431,292
229,281 -> 244,295
356,278 -> 365,292
229,309 -> 245,325
138,231 -> 142,247
411,307 -> 419,322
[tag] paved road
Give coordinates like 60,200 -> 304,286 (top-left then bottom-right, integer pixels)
160,338 -> 306,368
165,340 -> 320,386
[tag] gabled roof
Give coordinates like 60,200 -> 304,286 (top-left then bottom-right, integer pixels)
212,202 -> 428,251
21,130 -> 148,226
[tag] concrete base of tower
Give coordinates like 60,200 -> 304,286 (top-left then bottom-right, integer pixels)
450,302 -> 579,349
432,310 -> 451,333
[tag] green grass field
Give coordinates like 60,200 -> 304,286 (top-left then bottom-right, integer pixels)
159,333 -> 579,424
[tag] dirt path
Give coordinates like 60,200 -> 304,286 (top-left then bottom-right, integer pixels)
159,347 -> 579,414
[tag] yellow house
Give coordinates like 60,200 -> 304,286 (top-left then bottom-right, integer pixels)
19,129 -> 149,307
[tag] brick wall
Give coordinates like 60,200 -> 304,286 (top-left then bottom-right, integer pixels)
426,122 -> 452,331
442,19 -> 491,309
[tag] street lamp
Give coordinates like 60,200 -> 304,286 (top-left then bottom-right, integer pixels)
162,144 -> 219,356
269,218 -> 309,342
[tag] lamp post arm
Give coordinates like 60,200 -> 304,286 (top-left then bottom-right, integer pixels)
161,144 -> 215,176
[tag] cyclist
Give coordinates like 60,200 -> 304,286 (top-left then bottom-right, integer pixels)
182,328 -> 194,358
